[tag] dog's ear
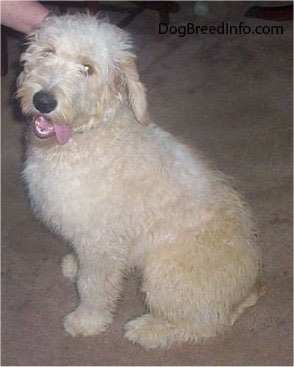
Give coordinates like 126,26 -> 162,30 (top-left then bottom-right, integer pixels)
120,57 -> 150,125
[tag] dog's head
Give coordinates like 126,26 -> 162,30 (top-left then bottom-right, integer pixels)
17,13 -> 150,145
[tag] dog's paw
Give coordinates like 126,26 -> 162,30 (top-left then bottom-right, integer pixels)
124,314 -> 178,349
63,307 -> 112,337
62,254 -> 78,281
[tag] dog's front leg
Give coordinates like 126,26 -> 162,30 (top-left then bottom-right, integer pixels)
63,247 -> 125,337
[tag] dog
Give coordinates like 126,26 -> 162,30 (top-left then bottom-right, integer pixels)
17,13 -> 264,349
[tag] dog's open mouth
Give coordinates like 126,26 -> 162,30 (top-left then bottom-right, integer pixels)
32,115 -> 73,145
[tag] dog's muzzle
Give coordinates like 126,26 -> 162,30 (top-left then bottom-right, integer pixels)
31,91 -> 73,145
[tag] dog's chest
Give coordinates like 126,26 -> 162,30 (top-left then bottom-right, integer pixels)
23,145 -> 121,238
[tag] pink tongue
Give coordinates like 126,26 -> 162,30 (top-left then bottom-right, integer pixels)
53,123 -> 72,145
33,116 -> 72,145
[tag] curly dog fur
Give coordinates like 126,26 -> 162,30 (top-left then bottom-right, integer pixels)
17,13 -> 263,349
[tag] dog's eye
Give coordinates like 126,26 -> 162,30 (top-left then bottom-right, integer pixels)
42,48 -> 54,57
83,64 -> 93,75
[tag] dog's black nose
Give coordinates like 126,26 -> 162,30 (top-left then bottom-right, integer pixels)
33,91 -> 57,114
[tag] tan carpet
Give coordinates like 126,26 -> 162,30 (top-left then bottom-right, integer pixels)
1,2 -> 292,365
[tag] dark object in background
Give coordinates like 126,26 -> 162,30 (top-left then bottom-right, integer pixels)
48,1 -> 181,28
1,26 -> 8,77
245,4 -> 293,21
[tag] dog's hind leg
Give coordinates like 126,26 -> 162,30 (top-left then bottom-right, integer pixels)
124,248 -> 220,349
125,236 -> 259,349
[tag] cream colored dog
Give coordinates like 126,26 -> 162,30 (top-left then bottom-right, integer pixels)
17,13 -> 264,349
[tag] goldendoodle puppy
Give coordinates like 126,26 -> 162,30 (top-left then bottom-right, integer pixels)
17,13 -> 264,349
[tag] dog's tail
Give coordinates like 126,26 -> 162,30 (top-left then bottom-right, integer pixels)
229,281 -> 267,325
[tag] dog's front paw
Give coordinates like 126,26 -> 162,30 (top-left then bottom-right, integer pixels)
63,307 -> 113,337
